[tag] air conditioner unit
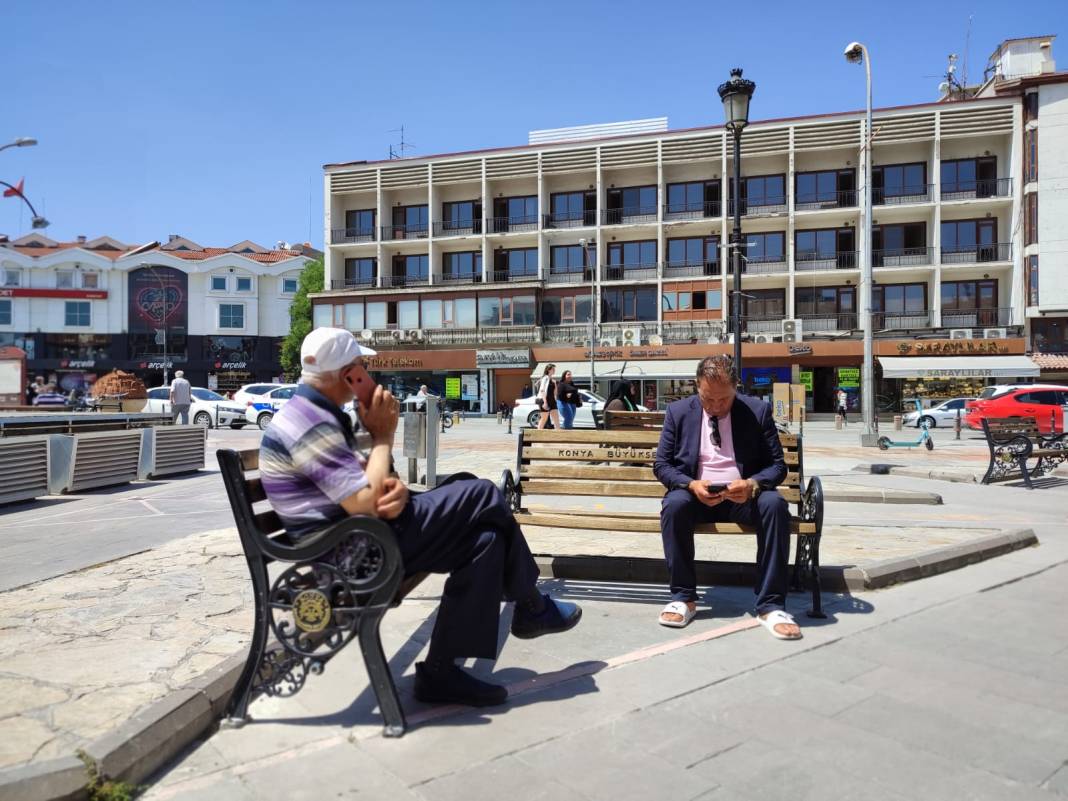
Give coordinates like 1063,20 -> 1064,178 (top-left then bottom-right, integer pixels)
724,333 -> 735,345
983,327 -> 1008,339
949,328 -> 972,340
648,334 -> 664,346
389,329 -> 406,342
621,326 -> 642,346
781,318 -> 803,343
408,328 -> 425,342
753,333 -> 774,344
359,329 -> 375,342
598,336 -> 618,347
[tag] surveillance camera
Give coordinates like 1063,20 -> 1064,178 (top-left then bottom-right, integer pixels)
844,42 -> 864,63
579,238 -> 587,247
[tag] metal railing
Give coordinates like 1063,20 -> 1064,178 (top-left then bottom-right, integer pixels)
663,201 -> 721,220
794,190 -> 857,211
545,269 -> 592,284
797,313 -> 859,331
380,274 -> 429,288
874,311 -> 931,329
433,220 -> 482,237
489,270 -> 539,283
439,272 -> 482,283
424,327 -> 481,346
661,320 -> 729,343
663,261 -> 721,278
543,211 -> 596,229
941,243 -> 1012,264
330,228 -> 376,244
873,185 -> 933,205
330,277 -> 377,289
602,206 -> 658,225
873,247 -> 935,267
480,325 -> 541,344
486,215 -> 539,233
940,178 -> 1012,200
380,224 -> 429,241
599,322 -> 660,341
729,198 -> 788,216
795,251 -> 858,271
742,256 -> 789,275
740,315 -> 784,334
542,324 -> 590,343
940,307 -> 1013,328
602,264 -> 659,282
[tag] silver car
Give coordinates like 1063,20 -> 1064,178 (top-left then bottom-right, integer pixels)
901,397 -> 975,429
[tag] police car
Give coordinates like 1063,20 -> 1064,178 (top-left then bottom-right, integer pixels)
245,384 -> 298,430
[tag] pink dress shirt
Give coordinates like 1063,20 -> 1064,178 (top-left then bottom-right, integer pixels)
698,411 -> 743,484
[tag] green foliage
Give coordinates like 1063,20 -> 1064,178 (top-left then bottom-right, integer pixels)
280,258 -> 324,380
78,751 -> 141,801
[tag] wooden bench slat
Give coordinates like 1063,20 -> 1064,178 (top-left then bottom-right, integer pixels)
523,429 -> 662,445
522,446 -> 657,463
254,509 -> 284,535
516,509 -> 815,535
239,449 -> 259,471
519,480 -> 801,503
521,464 -> 657,481
245,477 -> 268,504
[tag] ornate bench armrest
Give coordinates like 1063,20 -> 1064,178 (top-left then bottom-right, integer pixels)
800,476 -> 824,536
498,469 -> 521,513
1038,431 -> 1068,449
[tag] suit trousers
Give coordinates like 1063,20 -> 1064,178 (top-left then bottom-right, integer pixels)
391,476 -> 541,661
660,488 -> 792,614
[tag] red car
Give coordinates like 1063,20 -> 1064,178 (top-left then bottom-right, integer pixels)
964,385 -> 1068,434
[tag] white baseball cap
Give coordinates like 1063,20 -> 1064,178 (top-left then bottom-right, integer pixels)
300,327 -> 376,375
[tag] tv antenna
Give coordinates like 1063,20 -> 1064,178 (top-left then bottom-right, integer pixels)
389,125 -> 415,159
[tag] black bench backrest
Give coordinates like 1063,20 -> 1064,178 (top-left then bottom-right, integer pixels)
982,416 -> 1042,441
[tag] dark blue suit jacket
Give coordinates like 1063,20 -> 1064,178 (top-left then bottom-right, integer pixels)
654,393 -> 788,491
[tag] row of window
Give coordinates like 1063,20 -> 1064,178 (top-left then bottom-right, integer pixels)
0,300 -> 247,329
0,269 -> 299,294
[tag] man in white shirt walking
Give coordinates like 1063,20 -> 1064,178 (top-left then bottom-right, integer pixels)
169,370 -> 192,425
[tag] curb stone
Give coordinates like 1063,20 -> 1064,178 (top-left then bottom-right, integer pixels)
853,463 -> 979,483
0,527 -> 1039,800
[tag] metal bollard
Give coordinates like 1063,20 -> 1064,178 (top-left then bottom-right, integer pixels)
893,414 -> 902,431
955,408 -> 961,440
835,416 -> 842,430
507,412 -> 513,434
496,411 -> 503,424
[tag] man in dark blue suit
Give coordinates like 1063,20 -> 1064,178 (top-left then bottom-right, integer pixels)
653,355 -> 801,639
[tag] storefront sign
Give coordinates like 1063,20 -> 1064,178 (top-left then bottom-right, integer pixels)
896,340 -> 1008,355
129,267 -> 187,332
213,361 -> 247,370
838,367 -> 860,388
461,373 -> 479,401
60,359 -> 96,369
787,344 -> 813,355
475,349 -> 530,368
445,376 -> 461,399
366,356 -> 424,370
141,360 -> 174,370
0,288 -> 108,300
799,370 -> 814,393
627,348 -> 670,358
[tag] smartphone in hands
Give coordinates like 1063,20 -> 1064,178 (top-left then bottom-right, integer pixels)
706,483 -> 728,495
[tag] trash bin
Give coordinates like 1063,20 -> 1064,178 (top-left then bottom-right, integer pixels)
893,415 -> 903,430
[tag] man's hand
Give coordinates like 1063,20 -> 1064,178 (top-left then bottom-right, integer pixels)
722,479 -> 752,503
375,477 -> 410,520
361,385 -> 399,445
688,479 -> 724,507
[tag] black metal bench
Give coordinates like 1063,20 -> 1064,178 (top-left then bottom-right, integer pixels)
980,417 -> 1068,489
217,448 -> 427,737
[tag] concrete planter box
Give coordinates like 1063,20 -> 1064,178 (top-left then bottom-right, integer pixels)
48,430 -> 143,494
0,435 -> 50,505
139,425 -> 207,480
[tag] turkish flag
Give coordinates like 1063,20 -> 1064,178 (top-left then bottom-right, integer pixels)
3,178 -> 24,198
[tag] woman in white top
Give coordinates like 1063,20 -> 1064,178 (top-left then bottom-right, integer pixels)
535,364 -> 559,430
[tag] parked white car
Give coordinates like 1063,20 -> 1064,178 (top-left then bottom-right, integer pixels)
144,387 -> 248,428
245,384 -> 298,430
901,397 -> 976,429
233,382 -> 288,407
514,390 -> 648,428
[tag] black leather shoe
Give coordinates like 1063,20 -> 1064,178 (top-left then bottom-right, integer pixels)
510,595 -> 583,640
413,662 -> 508,707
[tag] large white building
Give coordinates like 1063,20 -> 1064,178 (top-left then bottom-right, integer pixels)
312,34 -> 1067,413
0,234 -> 316,393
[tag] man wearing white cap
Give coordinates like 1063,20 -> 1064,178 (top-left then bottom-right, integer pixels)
259,328 -> 581,708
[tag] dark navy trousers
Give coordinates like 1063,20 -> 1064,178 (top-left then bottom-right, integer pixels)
660,488 -> 792,614
391,476 -> 540,661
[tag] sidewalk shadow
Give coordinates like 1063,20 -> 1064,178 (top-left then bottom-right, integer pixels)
1004,476 -> 1068,490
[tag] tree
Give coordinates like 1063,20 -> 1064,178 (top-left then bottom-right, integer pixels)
280,258 -> 324,380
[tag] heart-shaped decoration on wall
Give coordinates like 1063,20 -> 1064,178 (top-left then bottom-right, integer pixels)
135,285 -> 184,327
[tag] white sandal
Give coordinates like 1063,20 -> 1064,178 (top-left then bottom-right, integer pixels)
757,610 -> 802,640
658,601 -> 697,628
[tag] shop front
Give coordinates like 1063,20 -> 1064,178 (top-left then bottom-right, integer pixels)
364,349 -> 481,412
476,348 -> 532,413
878,350 -> 1039,406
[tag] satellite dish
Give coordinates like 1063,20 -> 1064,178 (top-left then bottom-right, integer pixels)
360,329 -> 374,341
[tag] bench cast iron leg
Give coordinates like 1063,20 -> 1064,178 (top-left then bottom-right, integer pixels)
806,535 -> 826,619
1018,457 -> 1034,490
224,555 -> 271,725
359,606 -> 407,737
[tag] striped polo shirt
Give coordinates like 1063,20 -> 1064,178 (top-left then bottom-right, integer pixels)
260,383 -> 369,538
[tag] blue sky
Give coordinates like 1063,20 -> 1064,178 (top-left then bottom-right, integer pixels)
4,0 -> 1062,249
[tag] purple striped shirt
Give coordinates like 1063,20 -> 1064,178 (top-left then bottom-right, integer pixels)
259,384 -> 368,538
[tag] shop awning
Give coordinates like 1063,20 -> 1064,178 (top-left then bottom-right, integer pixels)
530,359 -> 698,380
878,355 -> 1040,380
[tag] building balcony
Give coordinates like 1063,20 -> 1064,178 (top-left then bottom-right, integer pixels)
600,322 -> 660,342
545,269 -> 592,284
380,224 -> 429,241
740,316 -> 783,334
663,201 -> 721,221
330,228 -> 376,245
940,178 -> 1012,201
603,264 -> 659,282
424,327 -> 481,346
798,313 -> 859,332
795,251 -> 858,271
742,256 -> 788,275
874,311 -> 931,330
662,319 -> 728,344
330,277 -> 377,290
380,274 -> 429,288
662,261 -> 722,278
486,215 -> 539,234
728,198 -> 788,217
439,272 -> 482,284
543,212 -> 596,229
873,185 -> 933,205
873,247 -> 934,268
480,325 -> 541,344
543,324 -> 591,344
794,190 -> 857,211
602,206 -> 657,225
489,270 -> 539,283
433,220 -> 482,237
941,243 -> 1012,264
941,307 -> 1014,328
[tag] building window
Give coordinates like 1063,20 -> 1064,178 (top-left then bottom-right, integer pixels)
795,286 -> 855,319
491,195 -> 538,229
1031,317 -> 1066,354
1025,129 -> 1038,182
391,205 -> 429,237
605,185 -> 657,222
549,244 -> 592,275
549,191 -> 596,226
81,272 -> 99,289
872,283 -> 927,325
541,294 -> 592,325
390,254 -> 429,284
56,270 -> 75,289
872,162 -> 927,203
219,304 -> 244,329
729,174 -> 786,212
665,181 -> 721,216
1025,194 -> 1038,246
0,299 -> 10,326
795,228 -> 856,266
282,277 -> 298,293
341,302 -> 363,331
941,157 -> 997,195
494,248 -> 538,279
236,276 -> 252,292
313,304 -> 332,328
942,279 -> 999,325
602,287 -> 657,322
211,275 -> 227,291
441,200 -> 482,233
398,300 -> 419,329
666,237 -> 719,270
607,240 -> 657,273
344,208 -> 376,237
344,258 -> 377,286
65,301 -> 90,327
443,251 -> 482,280
1024,92 -> 1039,123
872,222 -> 927,263
744,232 -> 785,265
1,269 -> 19,287
44,333 -> 112,360
662,287 -> 722,315
742,289 -> 786,318
1028,255 -> 1039,307
941,219 -> 997,257
795,169 -> 856,207
478,295 -> 536,326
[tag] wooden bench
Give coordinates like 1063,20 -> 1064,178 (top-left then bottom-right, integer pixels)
499,426 -> 826,616
217,448 -> 427,737
603,410 -> 667,431
980,417 -> 1068,489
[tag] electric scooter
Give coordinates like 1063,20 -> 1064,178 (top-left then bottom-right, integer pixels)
877,400 -> 934,451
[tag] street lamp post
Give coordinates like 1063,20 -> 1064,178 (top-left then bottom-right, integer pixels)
717,68 -> 756,377
845,42 -> 877,445
580,237 -> 596,392
0,138 -> 38,154
0,180 -> 49,229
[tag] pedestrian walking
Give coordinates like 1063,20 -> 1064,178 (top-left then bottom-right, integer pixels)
604,379 -> 638,412
836,388 -> 848,425
169,370 -> 193,425
556,369 -> 582,429
535,364 -> 559,430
